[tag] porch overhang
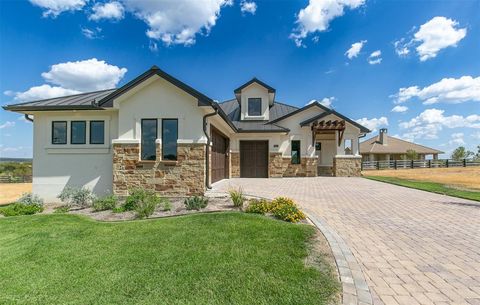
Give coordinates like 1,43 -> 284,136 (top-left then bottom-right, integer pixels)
310,119 -> 346,146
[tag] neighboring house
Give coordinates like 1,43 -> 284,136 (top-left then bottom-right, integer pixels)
3,66 -> 369,201
360,128 -> 443,161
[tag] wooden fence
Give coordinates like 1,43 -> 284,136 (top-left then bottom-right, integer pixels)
361,159 -> 480,171
0,175 -> 32,183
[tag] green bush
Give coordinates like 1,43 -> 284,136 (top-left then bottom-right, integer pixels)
270,197 -> 305,223
123,188 -> 164,218
112,206 -> 125,213
58,187 -> 96,208
184,196 -> 208,210
124,188 -> 147,211
17,193 -> 44,206
53,206 -> 69,214
245,199 -> 271,214
92,195 -> 118,212
229,187 -> 246,208
0,203 -> 43,217
159,199 -> 172,211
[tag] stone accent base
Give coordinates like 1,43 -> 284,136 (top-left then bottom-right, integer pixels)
318,166 -> 333,176
113,142 -> 206,197
231,152 -> 240,178
333,156 -> 362,177
269,153 -> 317,177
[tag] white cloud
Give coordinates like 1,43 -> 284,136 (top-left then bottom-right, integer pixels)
89,1 -> 124,21
240,1 -> 256,15
391,105 -> 408,113
6,58 -> 127,102
394,17 -> 466,61
399,108 -> 480,141
122,0 -> 232,46
392,76 -> 480,105
355,117 -> 388,132
472,132 -> 480,140
81,27 -> 102,39
0,121 -> 15,129
290,0 -> 365,47
345,40 -> 367,59
449,132 -> 465,146
41,58 -> 127,92
368,50 -> 382,65
306,97 -> 335,108
29,0 -> 87,17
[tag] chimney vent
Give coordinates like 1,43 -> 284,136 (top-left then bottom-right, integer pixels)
379,128 -> 388,145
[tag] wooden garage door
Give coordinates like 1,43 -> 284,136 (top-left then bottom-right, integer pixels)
240,141 -> 268,178
211,128 -> 228,183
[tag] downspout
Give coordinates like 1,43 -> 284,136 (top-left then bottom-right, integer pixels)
203,107 -> 218,189
358,133 -> 367,155
24,114 -> 33,122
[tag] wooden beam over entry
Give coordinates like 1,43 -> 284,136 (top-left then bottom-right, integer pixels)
311,119 -> 346,146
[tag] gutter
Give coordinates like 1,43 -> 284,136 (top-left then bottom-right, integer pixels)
203,107 -> 218,189
24,114 -> 33,122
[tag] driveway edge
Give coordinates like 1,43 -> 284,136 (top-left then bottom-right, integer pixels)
305,209 -> 373,305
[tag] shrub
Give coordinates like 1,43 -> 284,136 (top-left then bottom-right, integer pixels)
17,193 -> 44,206
270,197 -> 305,223
92,195 -> 118,212
0,203 -> 43,217
184,196 -> 208,210
112,206 -> 125,213
229,187 -> 246,208
245,198 -> 271,214
124,188 -> 147,211
58,187 -> 96,208
53,206 -> 69,214
159,199 -> 172,211
123,188 -> 163,218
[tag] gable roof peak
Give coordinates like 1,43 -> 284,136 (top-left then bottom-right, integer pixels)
234,77 -> 276,94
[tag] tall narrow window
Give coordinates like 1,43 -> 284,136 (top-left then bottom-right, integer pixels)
71,121 -> 86,144
247,98 -> 262,116
141,119 -> 157,160
90,121 -> 105,144
162,119 -> 178,161
344,139 -> 353,155
291,140 -> 301,164
52,121 -> 67,144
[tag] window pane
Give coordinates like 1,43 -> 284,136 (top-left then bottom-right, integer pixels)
141,119 -> 157,160
291,140 -> 301,164
71,121 -> 86,144
52,121 -> 67,144
162,119 -> 178,161
90,121 -> 104,144
248,98 -> 262,116
344,139 -> 352,155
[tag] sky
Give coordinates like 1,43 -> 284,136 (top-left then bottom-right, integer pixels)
0,0 -> 479,158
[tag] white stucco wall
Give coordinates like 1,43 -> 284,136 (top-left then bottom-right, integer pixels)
239,83 -> 270,121
31,110 -> 118,202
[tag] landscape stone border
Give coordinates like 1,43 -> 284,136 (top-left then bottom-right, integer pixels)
305,209 -> 373,305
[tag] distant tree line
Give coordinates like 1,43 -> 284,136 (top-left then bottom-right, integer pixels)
0,162 -> 32,177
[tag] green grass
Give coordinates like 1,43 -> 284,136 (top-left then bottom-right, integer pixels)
366,176 -> 480,202
0,213 -> 338,305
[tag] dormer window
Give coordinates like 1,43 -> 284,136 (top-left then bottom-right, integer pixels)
248,98 -> 262,116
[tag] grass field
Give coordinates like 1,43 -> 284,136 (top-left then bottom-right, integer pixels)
0,183 -> 32,205
364,167 -> 480,201
0,213 -> 338,305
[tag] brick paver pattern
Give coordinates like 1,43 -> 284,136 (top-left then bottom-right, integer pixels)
212,177 -> 480,305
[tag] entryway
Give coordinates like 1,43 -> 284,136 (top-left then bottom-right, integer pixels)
239,140 -> 268,178
211,128 -> 228,183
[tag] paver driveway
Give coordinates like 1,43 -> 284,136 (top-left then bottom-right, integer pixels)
212,177 -> 480,305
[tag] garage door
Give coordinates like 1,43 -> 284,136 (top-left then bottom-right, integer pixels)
211,128 -> 228,183
240,141 -> 268,178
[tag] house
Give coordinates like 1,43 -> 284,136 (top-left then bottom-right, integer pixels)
3,66 -> 370,202
360,128 -> 443,161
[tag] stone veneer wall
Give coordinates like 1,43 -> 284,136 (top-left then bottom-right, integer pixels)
333,156 -> 362,177
231,152 -> 240,178
113,142 -> 206,197
269,153 -> 317,177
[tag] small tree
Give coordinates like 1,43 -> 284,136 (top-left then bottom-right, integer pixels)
405,149 -> 418,160
450,146 -> 473,161
474,145 -> 480,161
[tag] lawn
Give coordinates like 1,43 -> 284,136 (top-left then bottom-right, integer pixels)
0,213 -> 338,305
365,176 -> 480,202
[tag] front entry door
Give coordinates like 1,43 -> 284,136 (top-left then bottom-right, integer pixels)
240,141 -> 268,178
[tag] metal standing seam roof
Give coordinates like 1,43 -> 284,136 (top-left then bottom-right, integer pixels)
360,135 -> 444,154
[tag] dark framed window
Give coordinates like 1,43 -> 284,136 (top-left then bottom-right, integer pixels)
162,119 -> 178,161
291,140 -> 301,164
315,142 -> 321,151
247,98 -> 262,116
141,119 -> 157,161
71,121 -> 86,144
52,121 -> 67,144
90,121 -> 105,144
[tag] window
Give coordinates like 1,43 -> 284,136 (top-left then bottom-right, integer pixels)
71,121 -> 86,144
291,140 -> 301,164
247,98 -> 262,116
52,121 -> 67,144
90,121 -> 105,144
344,139 -> 353,155
141,119 -> 157,160
162,119 -> 178,161
315,142 -> 321,151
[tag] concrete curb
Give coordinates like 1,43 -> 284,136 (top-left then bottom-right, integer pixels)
305,209 -> 373,305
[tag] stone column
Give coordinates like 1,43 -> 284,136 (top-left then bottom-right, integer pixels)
333,155 -> 362,177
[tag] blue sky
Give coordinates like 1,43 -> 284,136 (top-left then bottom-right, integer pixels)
1,0 -> 479,158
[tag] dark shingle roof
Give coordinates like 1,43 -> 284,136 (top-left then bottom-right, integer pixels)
2,89 -> 116,111
218,99 -> 298,132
